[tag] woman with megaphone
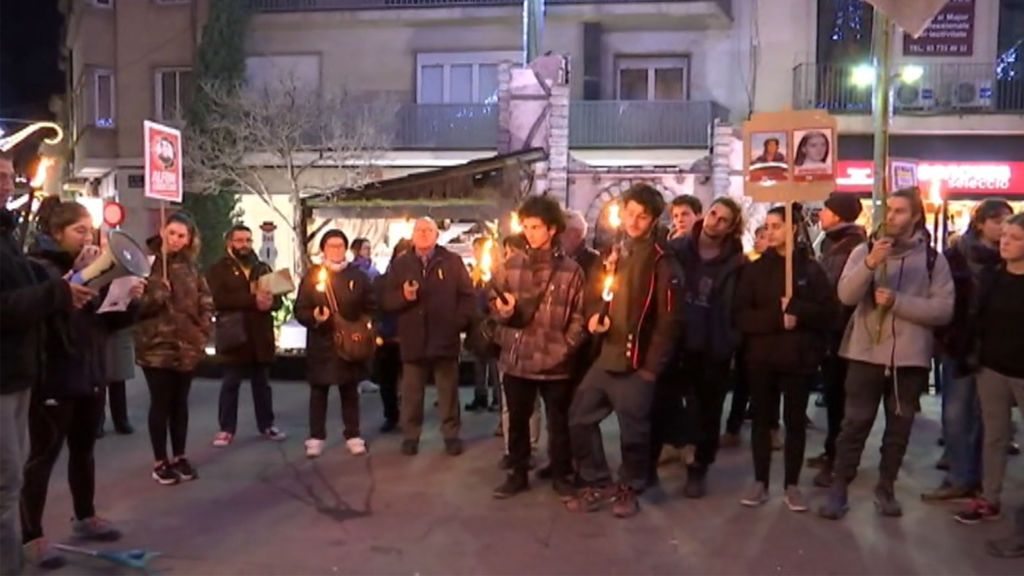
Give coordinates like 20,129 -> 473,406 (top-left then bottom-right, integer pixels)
134,212 -> 214,486
20,201 -> 146,569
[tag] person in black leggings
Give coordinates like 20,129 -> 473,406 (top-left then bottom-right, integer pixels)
134,212 -> 214,485
20,201 -> 144,569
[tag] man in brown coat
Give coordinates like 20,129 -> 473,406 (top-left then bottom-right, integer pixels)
206,225 -> 285,447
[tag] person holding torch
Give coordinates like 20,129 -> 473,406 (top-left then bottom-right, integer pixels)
489,196 -> 586,500
565,183 -> 683,518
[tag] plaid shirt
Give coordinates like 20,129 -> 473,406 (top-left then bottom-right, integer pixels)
492,248 -> 585,380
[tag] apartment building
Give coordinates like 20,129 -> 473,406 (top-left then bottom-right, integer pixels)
62,0 -> 1023,250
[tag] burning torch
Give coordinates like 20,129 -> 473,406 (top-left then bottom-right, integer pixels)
597,201 -> 623,328
478,237 -> 510,306
315,266 -> 332,309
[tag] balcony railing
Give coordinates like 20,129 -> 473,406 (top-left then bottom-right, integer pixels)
570,100 -> 728,148
249,0 -> 728,12
793,62 -> 1024,115
353,100 -> 726,149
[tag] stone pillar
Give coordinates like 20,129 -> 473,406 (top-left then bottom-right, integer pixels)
497,61 -> 513,155
547,83 -> 570,203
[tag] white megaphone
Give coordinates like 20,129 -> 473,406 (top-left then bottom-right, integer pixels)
70,231 -> 152,288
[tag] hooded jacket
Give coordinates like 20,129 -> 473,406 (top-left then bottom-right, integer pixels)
134,237 -> 214,372
670,220 -> 746,362
0,209 -> 73,394
28,235 -> 138,398
592,232 -> 684,379
735,247 -> 836,375
492,247 -> 585,380
838,231 -> 954,369
937,229 -> 1002,374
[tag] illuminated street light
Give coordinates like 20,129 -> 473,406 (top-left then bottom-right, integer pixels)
851,64 -> 876,88
900,65 -> 925,84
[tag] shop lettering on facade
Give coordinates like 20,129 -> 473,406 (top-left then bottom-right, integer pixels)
836,161 -> 1024,195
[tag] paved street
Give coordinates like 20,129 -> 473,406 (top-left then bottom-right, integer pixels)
29,375 -> 1023,575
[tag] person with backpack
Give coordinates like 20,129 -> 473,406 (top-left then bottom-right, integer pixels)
295,230 -> 375,458
489,196 -> 586,499
819,189 -> 954,520
734,204 -> 836,511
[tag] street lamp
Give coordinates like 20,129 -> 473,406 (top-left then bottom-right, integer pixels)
900,64 -> 925,84
851,64 -> 876,88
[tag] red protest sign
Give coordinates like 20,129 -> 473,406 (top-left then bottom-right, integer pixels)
144,120 -> 183,203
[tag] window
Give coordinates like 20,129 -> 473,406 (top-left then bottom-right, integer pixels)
615,56 -> 689,101
90,0 -> 113,7
154,68 -> 194,124
416,52 -> 519,104
94,70 -> 115,128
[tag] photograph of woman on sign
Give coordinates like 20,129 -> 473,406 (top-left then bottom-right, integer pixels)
793,129 -> 833,179
749,132 -> 788,184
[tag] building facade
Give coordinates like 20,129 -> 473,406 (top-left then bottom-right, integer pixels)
62,0 -> 1023,258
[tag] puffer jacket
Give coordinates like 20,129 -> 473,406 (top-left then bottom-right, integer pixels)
29,235 -> 138,398
491,247 -> 585,380
134,237 -> 214,372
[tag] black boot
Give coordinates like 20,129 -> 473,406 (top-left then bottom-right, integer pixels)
493,472 -> 529,499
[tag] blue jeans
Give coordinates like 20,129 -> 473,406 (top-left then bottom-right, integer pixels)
940,357 -> 982,489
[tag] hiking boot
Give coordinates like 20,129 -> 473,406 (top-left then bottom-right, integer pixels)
22,538 -> 65,570
818,485 -> 849,520
921,481 -> 978,503
564,485 -> 615,513
813,465 -> 834,488
740,482 -> 768,507
172,458 -> 198,482
305,438 -> 326,458
986,536 -> 1024,558
400,439 -> 419,456
955,498 -> 1001,525
444,438 -> 464,456
493,473 -> 529,499
346,437 -> 368,456
71,516 -> 122,542
806,452 -> 829,470
212,431 -> 233,447
784,486 -> 809,513
611,485 -> 640,518
874,485 -> 903,517
552,476 -> 578,500
263,427 -> 287,442
720,432 -> 741,449
151,461 -> 178,485
683,467 -> 707,499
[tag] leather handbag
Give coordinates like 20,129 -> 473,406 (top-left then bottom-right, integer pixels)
214,311 -> 247,353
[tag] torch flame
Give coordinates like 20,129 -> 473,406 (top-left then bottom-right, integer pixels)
928,178 -> 943,207
479,238 -> 494,283
315,266 -> 328,293
607,203 -> 621,229
509,212 -> 522,234
601,274 -> 615,302
31,157 -> 54,189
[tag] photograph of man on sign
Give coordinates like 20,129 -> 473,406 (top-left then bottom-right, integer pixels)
156,136 -> 176,171
749,131 -> 789,184
793,129 -> 834,181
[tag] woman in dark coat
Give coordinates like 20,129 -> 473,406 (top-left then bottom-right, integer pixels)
295,230 -> 375,458
734,204 -> 835,512
21,202 -> 144,569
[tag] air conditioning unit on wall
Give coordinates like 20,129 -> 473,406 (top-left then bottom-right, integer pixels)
948,79 -> 994,111
895,83 -> 937,111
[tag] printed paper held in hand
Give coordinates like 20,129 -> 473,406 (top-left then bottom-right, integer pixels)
98,277 -> 138,313
258,269 -> 296,296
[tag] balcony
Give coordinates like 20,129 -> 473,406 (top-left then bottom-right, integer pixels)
249,0 -> 731,13
363,100 -> 726,149
792,62 -> 1024,116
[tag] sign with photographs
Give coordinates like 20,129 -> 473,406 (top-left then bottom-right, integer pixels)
743,109 -> 838,203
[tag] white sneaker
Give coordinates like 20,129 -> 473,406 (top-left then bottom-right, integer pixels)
346,437 -> 368,456
305,438 -> 325,459
358,381 -> 380,394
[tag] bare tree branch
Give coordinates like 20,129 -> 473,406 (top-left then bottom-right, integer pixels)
185,76 -> 391,275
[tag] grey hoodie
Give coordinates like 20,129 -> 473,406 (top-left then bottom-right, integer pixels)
838,232 -> 954,369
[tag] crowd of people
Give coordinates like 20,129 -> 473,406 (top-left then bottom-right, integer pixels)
2,145 -> 1023,572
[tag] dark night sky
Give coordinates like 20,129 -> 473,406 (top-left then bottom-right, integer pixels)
1,0 -> 65,123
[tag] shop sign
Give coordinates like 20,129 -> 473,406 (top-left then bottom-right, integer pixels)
836,161 -> 1024,195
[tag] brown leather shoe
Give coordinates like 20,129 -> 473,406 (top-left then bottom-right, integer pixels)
611,485 -> 640,518
564,485 -> 614,513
